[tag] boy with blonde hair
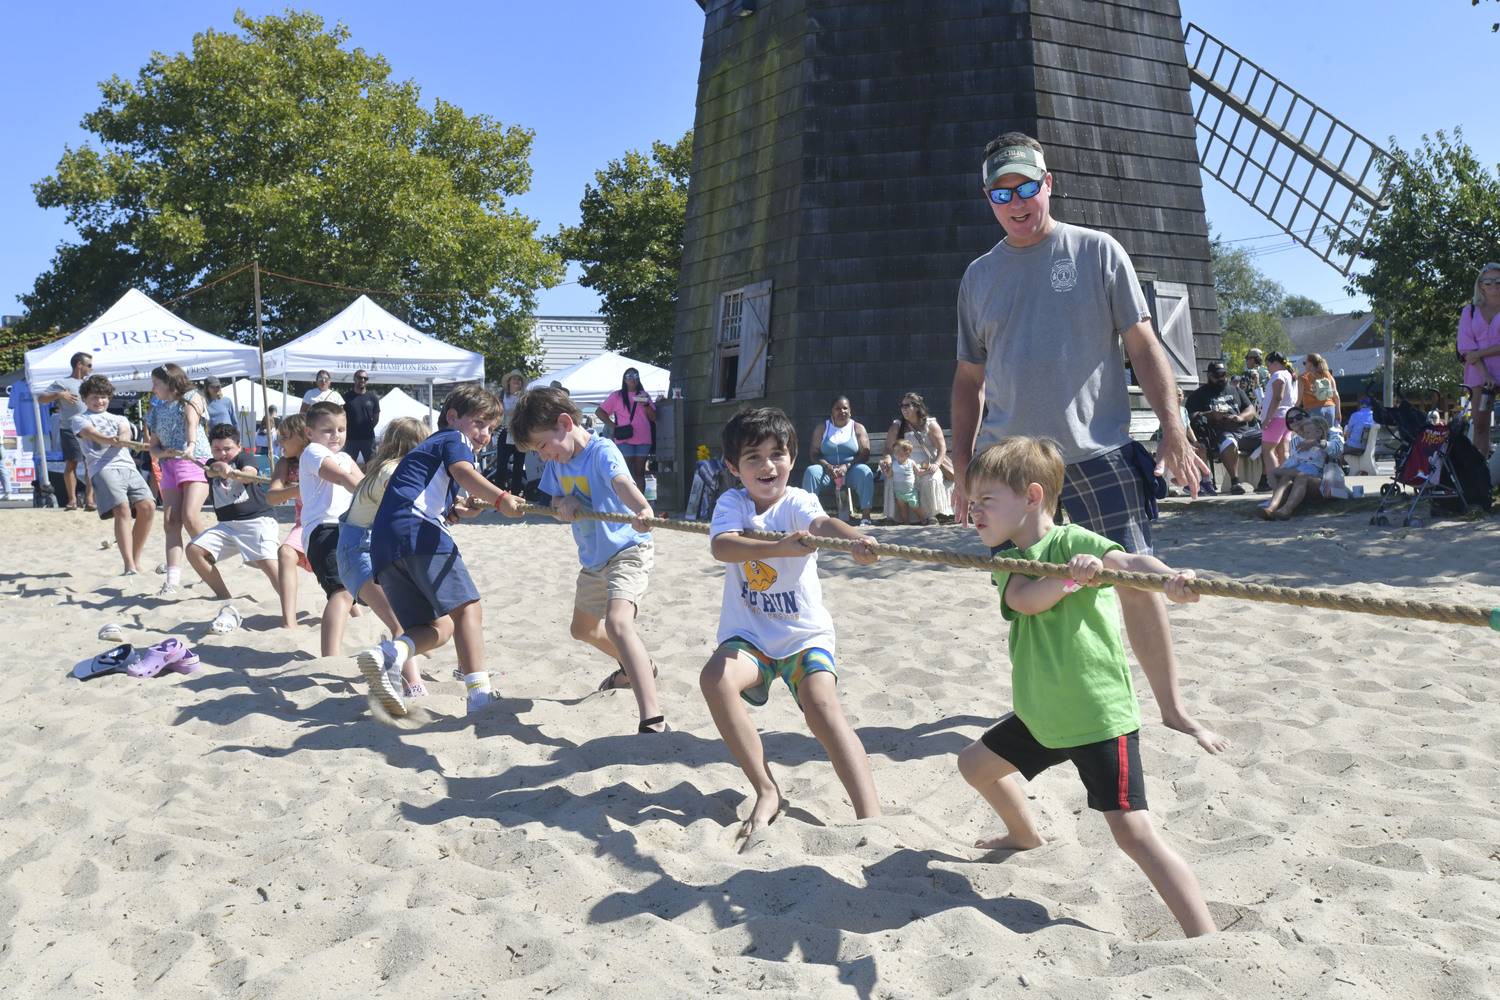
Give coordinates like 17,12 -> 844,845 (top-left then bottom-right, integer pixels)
508,386 -> 665,733
71,374 -> 156,573
301,401 -> 363,656
958,436 -> 1215,937
702,406 -> 882,838
357,383 -> 522,716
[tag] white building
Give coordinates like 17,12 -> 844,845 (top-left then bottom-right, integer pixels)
532,316 -> 608,377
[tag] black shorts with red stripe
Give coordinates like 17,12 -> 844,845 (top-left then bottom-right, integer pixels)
980,714 -> 1148,813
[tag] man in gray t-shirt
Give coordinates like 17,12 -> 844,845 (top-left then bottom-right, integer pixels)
951,133 -> 1224,756
38,351 -> 95,509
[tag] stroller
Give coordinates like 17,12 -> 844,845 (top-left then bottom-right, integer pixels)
1368,392 -> 1491,527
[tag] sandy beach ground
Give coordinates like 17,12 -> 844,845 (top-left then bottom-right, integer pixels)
1,488 -> 1497,999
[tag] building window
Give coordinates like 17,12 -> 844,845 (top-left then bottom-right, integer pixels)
716,290 -> 743,400
712,280 -> 772,401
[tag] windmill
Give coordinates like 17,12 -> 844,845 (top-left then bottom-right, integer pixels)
666,0 -> 1391,506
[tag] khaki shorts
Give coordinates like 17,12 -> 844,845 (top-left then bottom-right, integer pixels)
189,517 -> 281,564
574,540 -> 653,619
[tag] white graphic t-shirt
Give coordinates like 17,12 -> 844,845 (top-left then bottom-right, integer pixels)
710,486 -> 835,659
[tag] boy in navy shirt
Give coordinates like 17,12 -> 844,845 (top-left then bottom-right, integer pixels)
508,386 -> 665,733
356,383 -> 521,716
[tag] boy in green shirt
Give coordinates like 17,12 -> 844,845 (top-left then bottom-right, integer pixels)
959,436 -> 1215,938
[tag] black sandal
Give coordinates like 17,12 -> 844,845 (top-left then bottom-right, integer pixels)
597,661 -> 658,693
637,715 -> 667,733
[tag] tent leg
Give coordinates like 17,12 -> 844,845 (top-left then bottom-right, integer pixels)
428,382 -> 436,431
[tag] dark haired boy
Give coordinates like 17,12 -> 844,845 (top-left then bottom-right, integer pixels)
186,423 -> 283,630
357,383 -> 522,716
701,406 -> 882,838
301,401 -> 363,656
71,374 -> 155,573
509,386 -> 665,733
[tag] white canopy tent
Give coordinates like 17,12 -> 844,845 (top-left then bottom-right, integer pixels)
24,288 -> 262,393
374,387 -> 438,438
529,351 -> 669,409
263,295 -> 484,430
224,379 -> 301,421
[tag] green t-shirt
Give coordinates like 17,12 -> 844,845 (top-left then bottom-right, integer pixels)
994,523 -> 1142,748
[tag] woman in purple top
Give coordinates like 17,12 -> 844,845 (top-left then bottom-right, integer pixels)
595,367 -> 657,490
1458,262 -> 1500,456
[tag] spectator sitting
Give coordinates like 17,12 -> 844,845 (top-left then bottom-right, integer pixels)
1184,361 -> 1257,494
879,392 -> 954,524
802,395 -> 875,525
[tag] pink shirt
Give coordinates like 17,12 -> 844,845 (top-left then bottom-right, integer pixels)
600,389 -> 655,442
1458,305 -> 1500,387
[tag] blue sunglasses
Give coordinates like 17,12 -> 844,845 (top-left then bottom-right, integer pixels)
987,179 -> 1043,205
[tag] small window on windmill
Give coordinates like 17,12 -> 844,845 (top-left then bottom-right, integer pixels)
712,280 -> 772,400
1142,279 -> 1198,387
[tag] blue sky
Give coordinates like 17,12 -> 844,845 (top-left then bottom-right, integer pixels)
2,1 -> 1496,325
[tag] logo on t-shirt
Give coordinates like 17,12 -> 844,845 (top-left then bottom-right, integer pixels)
744,560 -> 777,592
1050,259 -> 1077,292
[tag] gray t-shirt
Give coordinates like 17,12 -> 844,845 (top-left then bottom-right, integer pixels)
71,412 -> 138,476
956,222 -> 1151,464
49,377 -> 86,424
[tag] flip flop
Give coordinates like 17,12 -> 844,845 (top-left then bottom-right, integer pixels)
98,623 -> 126,642
209,605 -> 242,635
129,638 -> 193,678
74,644 -> 138,680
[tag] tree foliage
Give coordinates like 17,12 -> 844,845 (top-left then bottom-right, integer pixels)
1209,233 -> 1294,371
1335,128 -> 1500,396
1281,295 -> 1327,318
554,131 -> 692,366
21,9 -> 563,379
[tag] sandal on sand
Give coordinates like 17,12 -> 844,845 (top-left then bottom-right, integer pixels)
129,638 -> 196,678
598,662 -> 659,693
74,644 -> 139,680
98,623 -> 126,642
637,715 -> 668,734
210,605 -> 242,635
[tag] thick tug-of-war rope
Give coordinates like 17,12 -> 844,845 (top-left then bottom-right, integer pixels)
469,500 -> 1500,632
118,439 -> 274,485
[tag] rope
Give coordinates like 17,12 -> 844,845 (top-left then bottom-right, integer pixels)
119,439 -> 273,485
478,501 -> 1500,632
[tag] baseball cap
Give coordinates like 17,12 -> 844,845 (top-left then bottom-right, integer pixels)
202,375 -> 222,388
1206,361 -> 1228,375
982,144 -> 1047,188
1265,350 -> 1288,364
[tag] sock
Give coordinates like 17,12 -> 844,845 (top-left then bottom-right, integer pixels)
166,566 -> 181,586
464,671 -> 492,710
1230,476 -> 1241,484
393,635 -> 417,663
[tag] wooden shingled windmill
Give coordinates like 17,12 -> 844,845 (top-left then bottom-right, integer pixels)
664,0 -> 1388,506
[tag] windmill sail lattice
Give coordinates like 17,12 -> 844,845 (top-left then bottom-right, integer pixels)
1185,23 -> 1390,277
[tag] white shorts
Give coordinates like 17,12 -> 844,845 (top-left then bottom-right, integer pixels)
190,518 -> 280,564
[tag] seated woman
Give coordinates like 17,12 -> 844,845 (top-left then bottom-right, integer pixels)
802,396 -> 875,524
878,392 -> 954,525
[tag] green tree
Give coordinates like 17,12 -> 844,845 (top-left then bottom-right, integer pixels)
21,9 -> 562,380
1334,128 -> 1500,398
1209,232 -> 1294,370
1281,294 -> 1327,317
554,131 -> 692,366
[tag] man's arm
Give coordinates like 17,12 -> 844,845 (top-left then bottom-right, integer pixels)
1121,320 -> 1207,494
949,359 -> 987,521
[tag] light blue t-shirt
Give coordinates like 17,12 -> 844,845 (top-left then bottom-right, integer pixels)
540,435 -> 649,571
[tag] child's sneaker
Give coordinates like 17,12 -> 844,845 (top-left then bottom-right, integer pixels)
357,640 -> 407,716
463,672 -> 496,714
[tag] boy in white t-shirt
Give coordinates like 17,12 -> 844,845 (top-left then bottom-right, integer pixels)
300,401 -> 363,656
71,375 -> 157,574
702,406 -> 882,839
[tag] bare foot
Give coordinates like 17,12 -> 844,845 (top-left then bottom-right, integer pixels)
974,831 -> 1046,851
737,790 -> 786,840
1166,715 -> 1231,754
1257,505 -> 1274,520
1273,510 -> 1291,520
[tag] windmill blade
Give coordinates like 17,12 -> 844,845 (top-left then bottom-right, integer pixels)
1185,23 -> 1391,278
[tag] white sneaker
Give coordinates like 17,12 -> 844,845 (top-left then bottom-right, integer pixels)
357,641 -> 407,716
155,583 -> 178,598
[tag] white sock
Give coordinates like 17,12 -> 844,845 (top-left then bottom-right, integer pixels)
165,566 -> 181,586
463,671 -> 492,709
393,636 -> 417,663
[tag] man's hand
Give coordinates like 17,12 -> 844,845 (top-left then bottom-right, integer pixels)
1154,424 -> 1208,499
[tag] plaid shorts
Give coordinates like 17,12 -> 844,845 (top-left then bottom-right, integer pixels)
1058,445 -> 1153,554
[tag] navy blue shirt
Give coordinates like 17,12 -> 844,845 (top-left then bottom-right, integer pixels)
370,429 -> 474,572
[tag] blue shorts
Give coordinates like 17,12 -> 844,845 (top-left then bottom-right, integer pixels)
376,551 -> 482,631
613,441 -> 651,458
981,714 -> 1148,813
722,637 -> 837,711
336,522 -> 375,598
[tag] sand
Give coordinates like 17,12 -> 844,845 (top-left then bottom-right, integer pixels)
1,493 -> 1498,999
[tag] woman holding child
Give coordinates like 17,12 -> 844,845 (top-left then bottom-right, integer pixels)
145,363 -> 212,598
879,393 -> 953,524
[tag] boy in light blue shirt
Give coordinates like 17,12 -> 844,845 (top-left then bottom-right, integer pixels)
509,386 -> 665,733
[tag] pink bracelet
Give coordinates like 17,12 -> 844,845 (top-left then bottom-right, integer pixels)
1062,579 -> 1084,594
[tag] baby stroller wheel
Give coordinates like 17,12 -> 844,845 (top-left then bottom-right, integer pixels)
1376,515 -> 1390,526
1405,517 -> 1422,529
1368,515 -> 1379,525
